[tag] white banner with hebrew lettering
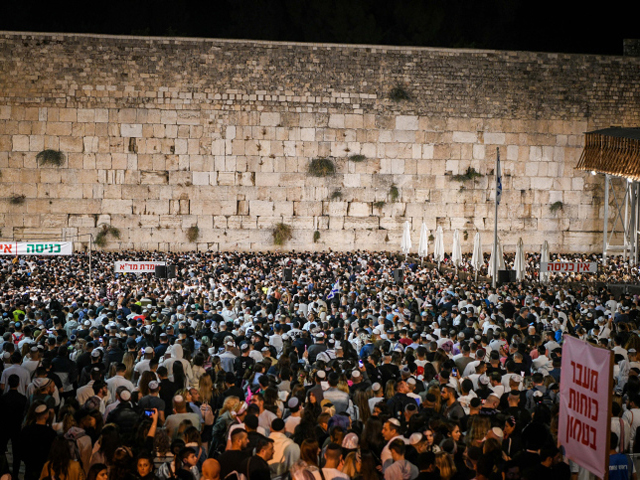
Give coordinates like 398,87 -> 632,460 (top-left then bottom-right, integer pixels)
0,242 -> 73,256
540,262 -> 597,273
114,261 -> 165,273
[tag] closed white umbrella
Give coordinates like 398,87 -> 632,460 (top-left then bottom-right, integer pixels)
452,229 -> 462,269
401,221 -> 412,256
540,240 -> 550,283
434,226 -> 445,267
471,232 -> 483,281
488,237 -> 505,279
418,223 -> 429,260
514,237 -> 526,282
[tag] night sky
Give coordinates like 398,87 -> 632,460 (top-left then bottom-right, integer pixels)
1,0 -> 639,55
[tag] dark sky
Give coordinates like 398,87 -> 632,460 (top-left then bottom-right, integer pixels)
1,0 -> 638,55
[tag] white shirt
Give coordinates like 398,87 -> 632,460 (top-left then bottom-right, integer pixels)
622,408 -> 640,447
105,375 -> 134,404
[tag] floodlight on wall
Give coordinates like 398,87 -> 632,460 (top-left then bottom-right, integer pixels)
591,171 -> 597,175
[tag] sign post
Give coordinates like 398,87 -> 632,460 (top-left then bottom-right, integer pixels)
559,336 -> 613,479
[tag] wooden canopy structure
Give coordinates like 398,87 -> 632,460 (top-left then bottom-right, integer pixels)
577,127 -> 640,180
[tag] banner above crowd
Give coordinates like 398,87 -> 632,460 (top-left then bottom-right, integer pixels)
114,261 -> 165,273
540,262 -> 597,273
0,242 -> 73,256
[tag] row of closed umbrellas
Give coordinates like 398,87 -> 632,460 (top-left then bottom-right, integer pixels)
401,221 -> 551,282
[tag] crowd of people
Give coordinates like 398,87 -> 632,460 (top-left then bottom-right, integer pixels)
1,249 -> 640,480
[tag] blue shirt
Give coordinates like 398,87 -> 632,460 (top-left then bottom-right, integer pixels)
610,453 -> 633,480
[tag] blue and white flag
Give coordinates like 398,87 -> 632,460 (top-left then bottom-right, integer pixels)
326,281 -> 339,300
496,154 -> 503,205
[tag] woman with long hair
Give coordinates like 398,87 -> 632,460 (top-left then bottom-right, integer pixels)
352,389 -> 372,424
191,353 -> 206,388
138,371 -> 155,398
40,437 -> 83,480
122,352 -> 136,381
90,424 -> 121,467
353,449 -> 381,480
109,447 -> 136,480
173,361 -> 188,391
210,396 -> 240,456
434,452 -> 457,480
197,374 -> 212,407
360,417 -> 384,458
341,452 -> 358,479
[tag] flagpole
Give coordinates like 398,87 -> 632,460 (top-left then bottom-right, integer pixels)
492,147 -> 500,289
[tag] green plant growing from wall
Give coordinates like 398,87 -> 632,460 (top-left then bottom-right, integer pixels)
374,201 -> 386,209
452,167 -> 483,182
349,154 -> 366,162
36,149 -> 65,166
550,201 -> 564,213
9,195 -> 26,205
389,184 -> 399,202
186,225 -> 200,242
389,86 -> 410,102
313,231 -> 321,243
463,230 -> 469,241
308,158 -> 336,177
330,190 -> 343,201
429,234 -> 434,242
273,223 -> 293,246
94,224 -> 121,248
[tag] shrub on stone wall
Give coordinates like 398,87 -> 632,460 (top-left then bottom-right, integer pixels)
36,149 -> 65,166
186,226 -> 200,242
389,86 -> 410,102
9,194 -> 26,205
313,231 -> 320,243
94,224 -> 121,248
389,184 -> 399,202
330,190 -> 343,201
451,167 -> 483,182
273,223 -> 293,246
550,201 -> 563,213
308,158 -> 336,177
349,154 -> 366,162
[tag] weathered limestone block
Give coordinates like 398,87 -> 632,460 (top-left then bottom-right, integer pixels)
344,217 -> 379,230
249,200 -> 274,216
348,202 -> 371,217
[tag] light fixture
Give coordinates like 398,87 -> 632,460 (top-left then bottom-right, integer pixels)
591,171 -> 597,176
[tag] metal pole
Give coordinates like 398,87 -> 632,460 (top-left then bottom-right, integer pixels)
603,175 -> 609,266
89,234 -> 93,289
492,148 -> 500,290
625,180 -> 630,261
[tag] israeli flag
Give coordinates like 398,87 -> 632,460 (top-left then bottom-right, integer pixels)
496,155 -> 503,205
326,281 -> 340,300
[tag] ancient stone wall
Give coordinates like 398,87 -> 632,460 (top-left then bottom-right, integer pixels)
1,32 -> 640,253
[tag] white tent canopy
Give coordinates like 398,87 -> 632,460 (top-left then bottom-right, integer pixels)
514,237 -> 526,281
540,240 -> 550,283
418,223 -> 429,259
434,226 -> 445,265
401,221 -> 412,255
451,229 -> 462,267
471,232 -> 483,280
488,237 -> 505,278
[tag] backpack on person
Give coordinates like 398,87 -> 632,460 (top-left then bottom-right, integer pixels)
64,426 -> 87,463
